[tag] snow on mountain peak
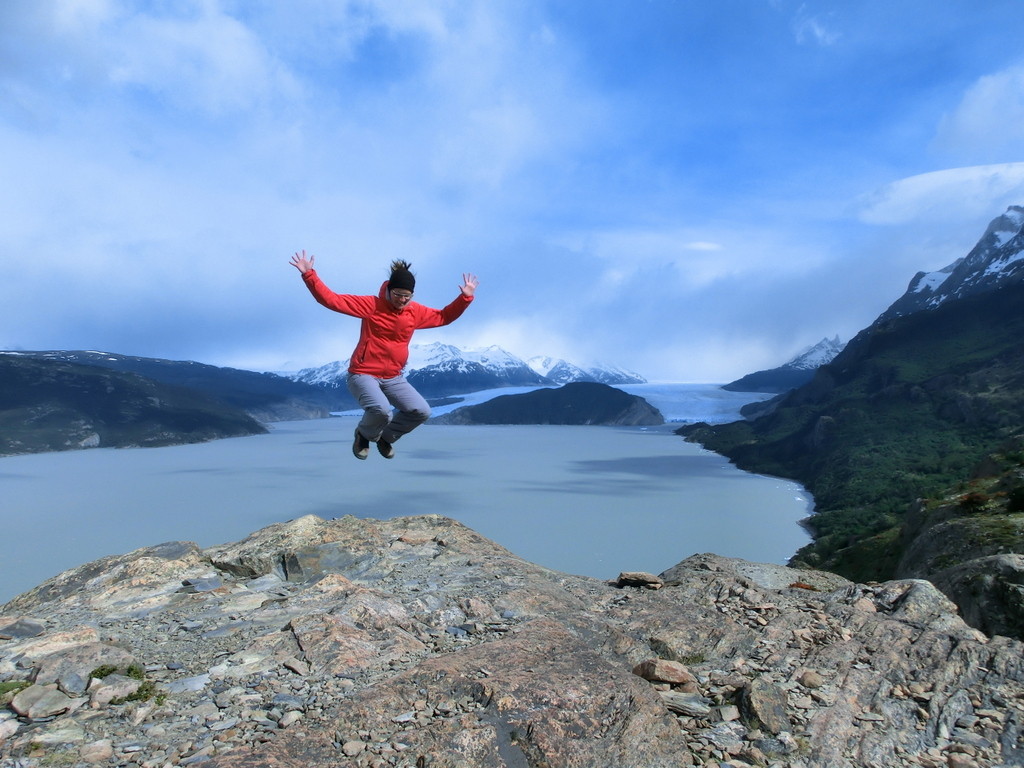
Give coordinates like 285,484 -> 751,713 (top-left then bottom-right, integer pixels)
989,205 -> 1024,248
290,343 -> 645,392
785,336 -> 844,370
458,345 -> 524,370
910,259 -> 962,296
878,204 -> 1024,323
526,355 -> 559,377
404,342 -> 465,369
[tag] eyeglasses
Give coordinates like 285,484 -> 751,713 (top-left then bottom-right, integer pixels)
390,290 -> 414,300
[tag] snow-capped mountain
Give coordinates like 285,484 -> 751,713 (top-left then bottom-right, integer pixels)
291,359 -> 350,389
406,343 -> 529,376
527,356 -> 591,384
290,343 -> 645,398
404,344 -> 547,397
527,356 -> 647,385
878,205 -> 1024,323
722,336 -> 844,393
586,362 -> 647,385
784,336 -> 845,371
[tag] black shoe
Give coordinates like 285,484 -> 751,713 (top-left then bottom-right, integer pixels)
377,438 -> 395,459
352,429 -> 370,460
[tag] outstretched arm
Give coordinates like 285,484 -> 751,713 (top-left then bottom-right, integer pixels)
460,273 -> 479,298
289,250 -> 315,274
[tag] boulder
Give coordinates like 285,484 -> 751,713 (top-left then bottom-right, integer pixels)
10,684 -> 76,720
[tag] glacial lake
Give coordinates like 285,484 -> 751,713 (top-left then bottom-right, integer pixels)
0,384 -> 813,605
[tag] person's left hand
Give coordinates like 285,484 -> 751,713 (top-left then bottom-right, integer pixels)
460,273 -> 479,297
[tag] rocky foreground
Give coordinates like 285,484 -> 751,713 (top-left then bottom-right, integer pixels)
1,515 -> 1023,768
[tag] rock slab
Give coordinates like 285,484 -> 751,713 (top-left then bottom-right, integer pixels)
0,514 -> 1022,768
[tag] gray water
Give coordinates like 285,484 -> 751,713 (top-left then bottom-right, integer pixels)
0,409 -> 812,605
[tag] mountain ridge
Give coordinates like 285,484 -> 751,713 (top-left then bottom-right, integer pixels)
877,204 -> 1024,322
0,354 -> 267,456
722,336 -> 845,394
678,204 -> 1024,637
290,342 -> 646,398
3,350 -> 351,421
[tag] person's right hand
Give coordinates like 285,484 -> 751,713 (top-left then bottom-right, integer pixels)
289,250 -> 315,273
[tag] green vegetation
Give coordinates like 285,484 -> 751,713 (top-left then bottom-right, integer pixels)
110,679 -> 158,705
90,662 -> 161,704
680,283 -> 1024,583
0,680 -> 30,696
89,664 -> 119,679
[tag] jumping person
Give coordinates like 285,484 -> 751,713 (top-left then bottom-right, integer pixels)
289,250 -> 478,460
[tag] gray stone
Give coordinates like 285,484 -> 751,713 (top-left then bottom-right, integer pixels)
33,641 -> 136,693
0,719 -> 18,741
741,679 -> 790,735
704,721 -> 746,752
659,690 -> 713,717
278,711 -> 303,728
180,576 -> 224,593
10,684 -> 75,720
616,571 -> 664,589
88,673 -> 142,707
342,740 -> 365,756
796,669 -> 825,689
79,739 -> 114,763
0,618 -> 46,639
716,705 -> 742,722
161,673 -> 211,694
633,658 -> 697,685
271,693 -> 305,711
22,721 -> 87,746
282,657 -> 310,676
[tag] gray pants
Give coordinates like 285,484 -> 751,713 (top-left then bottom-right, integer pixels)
347,373 -> 431,443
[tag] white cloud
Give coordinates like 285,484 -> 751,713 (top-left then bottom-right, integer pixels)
792,7 -> 840,47
108,6 -> 299,116
858,164 -> 1024,226
565,227 -> 827,295
935,64 -> 1024,162
52,0 -> 114,32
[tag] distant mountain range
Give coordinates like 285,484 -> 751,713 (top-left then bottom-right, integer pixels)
0,345 -> 646,455
679,204 -> 1024,637
525,355 -> 647,386
723,336 -> 845,393
289,343 -> 646,398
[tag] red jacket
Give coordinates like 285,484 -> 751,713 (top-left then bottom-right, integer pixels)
301,269 -> 474,378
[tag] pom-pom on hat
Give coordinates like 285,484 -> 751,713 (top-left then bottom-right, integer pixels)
389,259 -> 416,292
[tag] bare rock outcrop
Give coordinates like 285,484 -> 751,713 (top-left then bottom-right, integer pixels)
1,514 -> 1022,767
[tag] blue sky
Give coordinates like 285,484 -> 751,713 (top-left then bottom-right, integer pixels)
2,0 -> 1024,381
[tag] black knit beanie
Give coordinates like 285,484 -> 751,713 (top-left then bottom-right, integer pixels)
389,260 -> 416,292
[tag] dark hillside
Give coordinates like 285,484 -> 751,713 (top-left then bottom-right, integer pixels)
679,282 -> 1024,581
720,367 -> 816,394
0,356 -> 267,456
6,351 -> 350,421
434,382 -> 664,426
